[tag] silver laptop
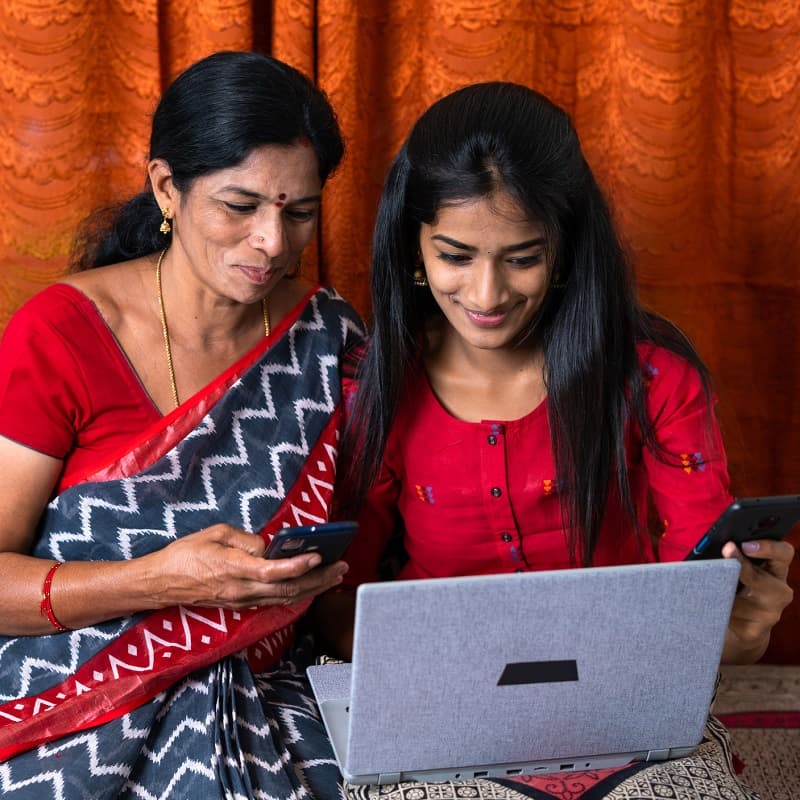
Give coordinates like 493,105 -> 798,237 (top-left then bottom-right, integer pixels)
307,559 -> 740,784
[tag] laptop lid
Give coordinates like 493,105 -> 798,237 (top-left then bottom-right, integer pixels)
309,559 -> 740,784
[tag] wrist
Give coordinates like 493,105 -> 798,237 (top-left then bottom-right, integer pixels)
721,630 -> 770,665
40,561 -> 69,632
133,548 -> 181,610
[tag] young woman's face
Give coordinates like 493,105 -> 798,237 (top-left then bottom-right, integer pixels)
418,191 -> 553,354
168,142 -> 322,304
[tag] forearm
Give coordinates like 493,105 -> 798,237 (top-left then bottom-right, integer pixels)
0,524 -> 350,636
718,539 -> 794,665
0,551 -> 163,636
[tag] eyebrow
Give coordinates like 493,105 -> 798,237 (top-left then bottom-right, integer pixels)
431,234 -> 546,253
220,186 -> 322,203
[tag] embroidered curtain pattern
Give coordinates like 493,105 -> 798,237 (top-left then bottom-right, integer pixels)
1,0 -> 798,658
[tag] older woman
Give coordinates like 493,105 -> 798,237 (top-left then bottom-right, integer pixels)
0,51 -> 362,798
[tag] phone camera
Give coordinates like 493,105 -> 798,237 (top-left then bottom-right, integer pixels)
757,515 -> 779,530
280,538 -> 304,552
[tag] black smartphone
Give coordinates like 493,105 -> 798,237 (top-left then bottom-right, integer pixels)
685,495 -> 800,561
264,520 -> 358,565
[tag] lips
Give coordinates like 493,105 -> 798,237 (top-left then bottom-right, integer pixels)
464,308 -> 509,328
236,265 -> 276,285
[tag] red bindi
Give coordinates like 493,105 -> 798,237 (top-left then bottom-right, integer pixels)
275,192 -> 287,208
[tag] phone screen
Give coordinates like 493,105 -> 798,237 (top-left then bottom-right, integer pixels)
264,520 -> 358,565
685,495 -> 800,561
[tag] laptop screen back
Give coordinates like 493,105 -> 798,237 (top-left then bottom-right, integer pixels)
343,559 -> 740,777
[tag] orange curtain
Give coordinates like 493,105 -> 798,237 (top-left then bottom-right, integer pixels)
1,1 -> 798,659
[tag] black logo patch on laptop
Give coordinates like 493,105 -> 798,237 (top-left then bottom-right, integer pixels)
497,660 -> 579,686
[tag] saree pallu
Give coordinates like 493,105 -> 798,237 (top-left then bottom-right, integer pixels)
0,286 -> 363,798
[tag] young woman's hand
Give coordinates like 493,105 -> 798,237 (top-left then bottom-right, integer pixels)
721,537 -> 795,663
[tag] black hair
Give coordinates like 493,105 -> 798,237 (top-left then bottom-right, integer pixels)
70,51 -> 344,270
341,81 -> 713,565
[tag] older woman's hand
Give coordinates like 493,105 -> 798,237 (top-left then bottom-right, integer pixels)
721,537 -> 795,664
145,523 -> 348,610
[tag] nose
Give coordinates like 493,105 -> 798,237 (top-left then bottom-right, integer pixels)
250,211 -> 287,258
471,259 -> 507,309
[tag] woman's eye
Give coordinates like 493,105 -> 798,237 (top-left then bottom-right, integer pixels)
508,254 -> 544,267
224,202 -> 257,213
437,252 -> 471,264
285,208 -> 317,223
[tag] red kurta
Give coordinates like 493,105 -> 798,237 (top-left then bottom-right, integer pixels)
0,284 -> 162,490
351,344 -> 733,582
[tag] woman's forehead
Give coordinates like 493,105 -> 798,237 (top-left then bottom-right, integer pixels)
431,191 -> 541,229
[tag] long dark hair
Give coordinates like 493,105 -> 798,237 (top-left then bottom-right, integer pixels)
341,81 -> 712,565
70,51 -> 344,270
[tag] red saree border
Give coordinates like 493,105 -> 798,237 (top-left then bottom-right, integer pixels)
60,284 -> 322,493
0,605 -> 304,762
0,406 -> 343,762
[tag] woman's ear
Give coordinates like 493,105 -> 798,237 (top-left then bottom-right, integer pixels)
147,158 -> 178,213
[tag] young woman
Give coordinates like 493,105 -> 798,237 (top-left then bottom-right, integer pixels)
335,82 -> 794,800
0,51 -> 362,797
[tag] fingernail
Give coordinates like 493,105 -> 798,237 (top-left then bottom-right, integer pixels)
742,541 -> 760,554
306,553 -> 322,567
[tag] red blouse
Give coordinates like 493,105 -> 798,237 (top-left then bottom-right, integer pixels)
350,344 -> 733,583
0,284 -> 161,489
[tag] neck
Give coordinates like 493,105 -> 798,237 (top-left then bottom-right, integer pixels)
156,252 -> 269,351
425,318 -> 543,382
423,327 -> 547,423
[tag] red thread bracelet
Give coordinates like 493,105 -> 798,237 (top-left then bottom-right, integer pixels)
40,561 -> 69,632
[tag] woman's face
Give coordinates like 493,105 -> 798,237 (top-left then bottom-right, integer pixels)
166,142 -> 322,304
418,191 -> 554,354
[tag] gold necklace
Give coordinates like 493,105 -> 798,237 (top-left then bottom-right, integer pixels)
155,248 -> 270,409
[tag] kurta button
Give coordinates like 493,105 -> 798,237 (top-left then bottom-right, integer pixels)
490,487 -> 502,497
487,434 -> 497,445
500,532 -> 512,542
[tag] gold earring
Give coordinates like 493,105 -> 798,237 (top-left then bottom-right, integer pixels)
286,259 -> 301,279
159,208 -> 172,235
413,268 -> 428,287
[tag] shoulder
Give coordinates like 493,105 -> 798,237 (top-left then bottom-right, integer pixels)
304,285 -> 366,346
4,284 -> 98,340
636,342 -> 707,391
57,258 -> 152,331
0,286 -> 98,457
635,341 -> 712,425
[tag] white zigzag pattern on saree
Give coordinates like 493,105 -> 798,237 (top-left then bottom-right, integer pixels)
9,607 -> 292,702
0,764 -> 66,797
0,292 -> 359,798
159,344 -> 339,535
43,301 -> 347,563
3,668 -> 313,798
6,414 -> 333,700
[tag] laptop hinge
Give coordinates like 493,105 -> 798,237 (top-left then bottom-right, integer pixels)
378,773 -> 403,784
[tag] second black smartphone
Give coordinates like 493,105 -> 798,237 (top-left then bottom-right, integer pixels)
684,494 -> 800,561
264,520 -> 358,565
